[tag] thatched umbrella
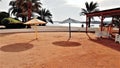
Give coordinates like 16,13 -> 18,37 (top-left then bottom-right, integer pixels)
24,18 -> 46,39
60,18 -> 80,40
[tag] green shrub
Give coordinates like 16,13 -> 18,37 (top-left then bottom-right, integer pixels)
1,18 -> 26,28
0,12 -> 9,25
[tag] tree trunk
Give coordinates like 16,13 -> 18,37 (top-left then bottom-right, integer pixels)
27,1 -> 32,20
88,17 -> 91,27
26,1 -> 32,28
28,9 -> 31,20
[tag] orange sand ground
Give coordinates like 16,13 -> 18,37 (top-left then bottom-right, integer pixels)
0,32 -> 120,68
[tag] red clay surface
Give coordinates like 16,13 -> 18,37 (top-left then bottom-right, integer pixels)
0,32 -> 120,68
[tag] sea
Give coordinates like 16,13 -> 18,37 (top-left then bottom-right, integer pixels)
46,22 -> 100,28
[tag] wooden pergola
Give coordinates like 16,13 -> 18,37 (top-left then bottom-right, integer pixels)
86,7 -> 120,33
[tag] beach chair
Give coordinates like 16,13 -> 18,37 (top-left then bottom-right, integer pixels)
115,34 -> 120,43
101,31 -> 110,38
95,31 -> 102,38
95,31 -> 110,38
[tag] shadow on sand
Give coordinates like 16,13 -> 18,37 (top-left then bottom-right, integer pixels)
0,43 -> 33,52
53,41 -> 81,47
86,33 -> 120,51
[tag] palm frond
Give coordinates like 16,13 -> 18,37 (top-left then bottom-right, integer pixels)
80,8 -> 88,16
85,2 -> 90,12
90,2 -> 98,12
37,8 -> 53,23
9,1 -> 16,6
81,1 -> 99,15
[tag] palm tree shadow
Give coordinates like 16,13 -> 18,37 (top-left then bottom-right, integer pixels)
91,39 -> 120,51
89,37 -> 120,51
53,41 -> 81,47
0,43 -> 33,52
86,33 -> 92,40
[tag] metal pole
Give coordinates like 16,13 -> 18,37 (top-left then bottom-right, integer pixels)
69,20 -> 71,39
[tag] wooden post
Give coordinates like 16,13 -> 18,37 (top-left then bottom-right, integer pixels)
101,16 -> 104,32
35,24 -> 38,39
109,17 -> 114,34
86,16 -> 88,33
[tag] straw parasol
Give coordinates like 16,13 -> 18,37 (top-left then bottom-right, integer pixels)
24,18 -> 46,39
60,18 -> 80,40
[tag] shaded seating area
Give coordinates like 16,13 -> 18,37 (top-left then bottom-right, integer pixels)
95,25 -> 113,38
85,7 -> 120,43
95,31 -> 110,38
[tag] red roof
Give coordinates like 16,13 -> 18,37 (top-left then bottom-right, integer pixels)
86,7 -> 120,17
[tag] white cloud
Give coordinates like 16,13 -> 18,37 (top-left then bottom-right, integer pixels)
100,0 -> 120,10
41,0 -> 66,9
41,0 -> 82,21
0,0 -> 119,21
0,0 -> 11,12
65,0 -> 104,8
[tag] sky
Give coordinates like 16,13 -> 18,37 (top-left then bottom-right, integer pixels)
0,0 -> 120,21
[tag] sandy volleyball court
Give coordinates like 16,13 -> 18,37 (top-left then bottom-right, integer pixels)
0,32 -> 120,68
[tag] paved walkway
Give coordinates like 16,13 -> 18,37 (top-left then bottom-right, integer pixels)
0,26 -> 97,33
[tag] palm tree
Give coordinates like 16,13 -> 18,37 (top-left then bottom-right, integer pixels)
31,0 -> 42,12
80,1 -> 99,27
9,0 -> 25,21
37,8 -> 53,25
9,0 -> 28,22
9,0 -> 42,22
27,0 -> 42,20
